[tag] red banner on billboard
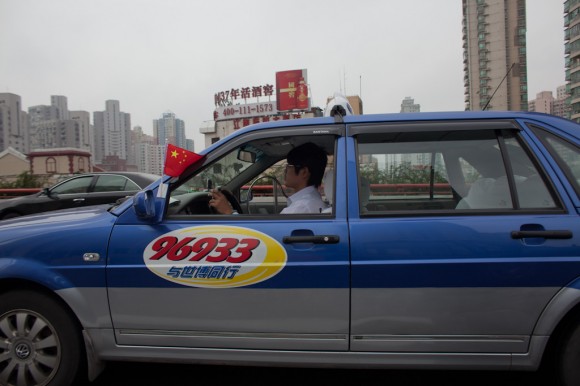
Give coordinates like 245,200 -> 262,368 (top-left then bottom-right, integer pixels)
276,69 -> 309,111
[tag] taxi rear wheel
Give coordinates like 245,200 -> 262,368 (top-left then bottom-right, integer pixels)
0,291 -> 84,386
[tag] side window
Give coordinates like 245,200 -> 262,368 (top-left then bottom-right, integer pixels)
530,125 -> 580,199
503,136 -> 557,209
356,128 -> 560,214
168,134 -> 336,217
51,176 -> 93,194
93,175 -> 140,192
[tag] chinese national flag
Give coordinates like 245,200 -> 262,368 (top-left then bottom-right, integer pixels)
163,144 -> 204,177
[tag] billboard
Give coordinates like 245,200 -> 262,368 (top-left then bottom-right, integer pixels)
276,69 -> 309,112
214,101 -> 278,122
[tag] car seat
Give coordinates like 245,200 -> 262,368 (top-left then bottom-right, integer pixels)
321,169 -> 333,213
359,177 -> 370,213
456,176 -> 512,209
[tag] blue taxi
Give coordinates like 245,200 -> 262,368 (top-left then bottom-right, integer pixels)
0,110 -> 579,386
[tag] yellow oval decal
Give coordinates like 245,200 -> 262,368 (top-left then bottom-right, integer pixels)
143,225 -> 287,288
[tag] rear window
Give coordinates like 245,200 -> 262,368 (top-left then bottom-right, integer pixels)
356,128 -> 560,215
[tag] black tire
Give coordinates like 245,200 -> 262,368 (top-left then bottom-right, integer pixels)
0,291 -> 84,386
558,318 -> 580,386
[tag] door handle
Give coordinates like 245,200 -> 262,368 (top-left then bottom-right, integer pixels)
283,235 -> 339,244
73,198 -> 85,203
511,230 -> 572,239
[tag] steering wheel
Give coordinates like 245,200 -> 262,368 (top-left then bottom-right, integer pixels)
210,188 -> 243,214
246,175 -> 287,214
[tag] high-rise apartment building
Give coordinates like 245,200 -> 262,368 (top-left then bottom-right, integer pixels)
528,91 -> 554,114
462,0 -> 528,111
28,96 -> 91,153
0,93 -> 28,154
130,126 -> 163,174
93,100 -> 131,164
133,142 -> 164,175
28,105 -> 59,126
50,95 -> 69,119
400,97 -> 421,113
565,0 -> 580,121
528,86 -> 570,119
553,84 -> 571,118
153,112 -> 186,148
69,110 -> 93,152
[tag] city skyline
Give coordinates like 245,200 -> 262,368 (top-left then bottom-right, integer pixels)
0,1 -> 565,151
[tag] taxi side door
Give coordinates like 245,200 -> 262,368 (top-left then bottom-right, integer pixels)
106,126 -> 351,351
347,120 -> 580,356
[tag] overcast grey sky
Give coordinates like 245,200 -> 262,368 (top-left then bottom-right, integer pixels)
0,0 -> 565,151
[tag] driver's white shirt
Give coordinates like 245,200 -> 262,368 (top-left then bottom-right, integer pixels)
281,185 -> 328,214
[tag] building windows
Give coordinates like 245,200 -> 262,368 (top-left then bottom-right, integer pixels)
46,157 -> 56,174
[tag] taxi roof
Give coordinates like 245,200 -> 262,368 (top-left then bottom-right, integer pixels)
201,111 -> 579,156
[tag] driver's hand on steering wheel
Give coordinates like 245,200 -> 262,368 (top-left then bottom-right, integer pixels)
209,189 -> 235,214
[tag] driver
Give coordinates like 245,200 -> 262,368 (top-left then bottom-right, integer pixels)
209,142 -> 328,214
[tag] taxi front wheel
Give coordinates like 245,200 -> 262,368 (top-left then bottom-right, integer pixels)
0,290 -> 84,386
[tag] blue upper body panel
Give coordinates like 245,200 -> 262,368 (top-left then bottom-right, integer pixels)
0,205 -> 115,289
0,111 -> 578,291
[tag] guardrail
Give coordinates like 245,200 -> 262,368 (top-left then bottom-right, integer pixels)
369,183 -> 452,196
244,183 -> 453,197
0,188 -> 42,199
0,183 -> 454,200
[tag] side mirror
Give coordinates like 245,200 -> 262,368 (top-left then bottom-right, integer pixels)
237,149 -> 256,163
133,190 -> 155,219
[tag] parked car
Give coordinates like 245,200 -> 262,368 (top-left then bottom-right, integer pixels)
0,171 -> 160,220
0,110 -> 579,386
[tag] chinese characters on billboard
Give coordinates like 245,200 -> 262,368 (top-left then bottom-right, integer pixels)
214,85 -> 274,107
212,69 -> 311,130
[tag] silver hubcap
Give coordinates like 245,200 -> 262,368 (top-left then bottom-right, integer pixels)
0,310 -> 61,386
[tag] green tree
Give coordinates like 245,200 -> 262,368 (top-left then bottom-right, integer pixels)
0,172 -> 43,189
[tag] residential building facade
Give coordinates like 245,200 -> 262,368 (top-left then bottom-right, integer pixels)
131,126 -> 163,175
93,100 -> 131,165
50,95 -> 69,119
27,96 -> 92,155
153,112 -> 186,148
528,91 -> 554,114
553,84 -> 571,118
566,0 -> 580,121
0,93 -> 28,154
462,0 -> 528,111
528,85 -> 571,119
400,97 -> 421,113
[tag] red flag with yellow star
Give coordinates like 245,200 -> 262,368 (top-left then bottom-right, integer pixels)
163,144 -> 204,177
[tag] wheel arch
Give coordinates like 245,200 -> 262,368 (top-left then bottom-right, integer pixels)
0,279 -> 92,384
532,279 -> 580,366
0,278 -> 84,331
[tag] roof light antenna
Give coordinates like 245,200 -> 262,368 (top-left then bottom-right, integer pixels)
324,93 -> 353,123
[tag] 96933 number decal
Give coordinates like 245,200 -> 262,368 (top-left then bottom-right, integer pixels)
148,236 -> 260,263
143,225 -> 287,288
